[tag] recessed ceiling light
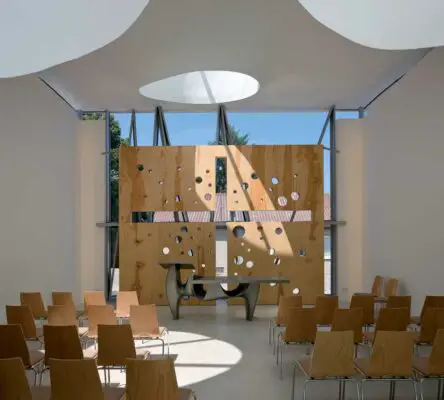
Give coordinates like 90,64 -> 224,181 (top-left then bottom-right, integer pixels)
139,70 -> 259,104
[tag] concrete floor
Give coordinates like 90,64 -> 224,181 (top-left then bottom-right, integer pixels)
34,303 -> 439,399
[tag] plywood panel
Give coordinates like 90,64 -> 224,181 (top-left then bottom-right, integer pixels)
226,145 -> 323,211
227,222 -> 324,305
119,146 -> 220,213
120,223 -> 216,305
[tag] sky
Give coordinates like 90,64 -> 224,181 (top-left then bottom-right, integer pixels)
114,111 -> 359,194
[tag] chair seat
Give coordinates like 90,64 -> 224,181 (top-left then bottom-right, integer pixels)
83,347 -> 98,359
103,387 -> 126,400
412,331 -> 433,345
414,357 -> 444,377
133,327 -> 167,339
31,386 -> 51,400
29,350 -> 45,367
355,358 -> 413,378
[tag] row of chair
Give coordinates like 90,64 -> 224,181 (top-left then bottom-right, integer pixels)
359,275 -> 399,301
0,357 -> 195,400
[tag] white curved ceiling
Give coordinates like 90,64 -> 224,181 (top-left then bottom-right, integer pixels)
0,0 -> 149,78
299,0 -> 444,50
39,0 -> 428,111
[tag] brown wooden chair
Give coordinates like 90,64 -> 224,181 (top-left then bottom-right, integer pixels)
294,331 -> 358,400
412,296 -> 444,325
116,291 -> 139,319
269,295 -> 302,347
86,305 -> 116,341
130,304 -> 169,355
414,328 -> 444,399
350,295 -> 375,328
355,275 -> 384,297
40,325 -> 97,385
315,295 -> 338,326
20,292 -> 48,321
97,324 -> 150,385
0,358 -> 50,399
332,308 -> 364,344
355,331 -> 418,399
52,291 -> 83,319
47,305 -> 88,337
49,358 -> 126,400
363,307 -> 410,344
0,324 -> 45,386
375,278 -> 399,304
387,295 -> 411,316
6,305 -> 43,344
83,291 -> 106,317
126,358 -> 196,400
414,308 -> 444,353
276,308 -> 316,379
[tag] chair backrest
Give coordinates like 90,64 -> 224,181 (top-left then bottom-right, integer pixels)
116,291 -> 139,318
375,307 -> 410,333
420,296 -> 444,324
0,325 -> 31,366
43,325 -> 83,365
350,295 -> 375,325
371,275 -> 384,297
87,305 -> 116,337
48,305 -> 77,326
315,295 -> 338,325
368,331 -> 414,377
97,324 -> 136,367
0,358 -> 32,399
387,296 -> 411,316
126,358 -> 180,400
276,295 -> 302,325
50,358 -> 105,400
130,305 -> 161,336
52,292 -> 77,315
284,308 -> 316,343
309,331 -> 355,378
383,278 -> 399,297
83,291 -> 106,314
331,308 -> 363,343
20,292 -> 47,319
429,329 -> 444,375
5,305 -> 37,339
419,308 -> 444,344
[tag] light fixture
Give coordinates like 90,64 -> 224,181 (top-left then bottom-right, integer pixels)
0,0 -> 149,78
139,71 -> 259,104
299,0 -> 444,50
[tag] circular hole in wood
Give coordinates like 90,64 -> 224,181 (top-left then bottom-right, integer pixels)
180,251 -> 184,255
235,200 -> 239,204
204,193 -> 212,201
257,226 -> 263,231
291,192 -> 300,201
208,183 -> 212,187
298,248 -> 307,257
278,196 -> 288,207
206,169 -> 210,174
162,247 -> 170,255
195,177 -> 203,184
251,172 -> 258,180
180,226 -> 188,233
233,190 -> 237,194
190,235 -> 195,240
269,248 -> 276,256
233,225 -> 246,238
272,177 -> 279,185
268,188 -> 273,192
275,227 -> 283,235
201,264 -> 206,268
177,166 -> 182,172
293,288 -> 300,295
164,199 -> 168,205
259,236 -> 264,240
246,260 -> 254,268
188,187 -> 192,191
273,257 -> 281,265
247,248 -> 252,253
175,195 -> 182,203
270,282 -> 277,287
293,173 -> 298,178
187,249 -> 194,257
136,164 -> 144,171
241,182 -> 249,190
175,236 -> 182,244
197,227 -> 202,231
158,179 -> 164,185
234,256 -> 244,265
148,169 -> 153,174
240,242 -> 245,247
234,272 -> 239,276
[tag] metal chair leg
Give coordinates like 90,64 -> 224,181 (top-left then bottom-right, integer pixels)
268,320 -> 272,345
279,342 -> 284,379
302,380 -> 309,400
356,380 -> 361,400
361,379 -> 366,400
291,364 -> 297,400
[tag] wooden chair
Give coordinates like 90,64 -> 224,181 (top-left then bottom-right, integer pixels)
47,305 -> 88,337
332,308 -> 364,345
86,305 -> 116,341
354,331 -> 418,400
375,278 -> 399,303
97,324 -> 150,385
350,295 -> 375,328
294,331 -> 358,400
6,305 -> 43,344
0,358 -> 50,399
276,308 -> 316,379
83,291 -> 106,317
387,295 -> 411,316
0,325 -> 45,386
315,295 -> 338,326
116,291 -> 139,319
130,304 -> 169,355
414,308 -> 444,353
414,329 -> 444,399
126,358 -> 196,400
20,292 -> 48,321
268,295 -> 302,346
412,296 -> 444,325
363,307 -> 410,344
52,291 -> 83,319
49,358 -> 125,400
355,275 -> 384,297
40,325 -> 97,384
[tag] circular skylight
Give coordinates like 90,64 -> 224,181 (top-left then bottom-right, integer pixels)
139,71 -> 259,104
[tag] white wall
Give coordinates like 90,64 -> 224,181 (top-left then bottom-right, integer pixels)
363,48 -> 444,314
336,119 -> 364,303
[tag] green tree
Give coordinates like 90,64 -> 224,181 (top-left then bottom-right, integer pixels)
209,124 -> 250,192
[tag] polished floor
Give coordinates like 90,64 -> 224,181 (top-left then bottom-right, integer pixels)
34,303 -> 439,399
